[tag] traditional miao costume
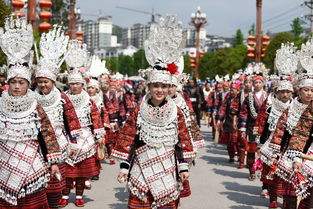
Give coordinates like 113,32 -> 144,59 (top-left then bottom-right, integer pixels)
275,40 -> 313,209
217,83 -> 241,162
0,17 -> 62,208
112,15 -> 194,209
239,74 -> 267,179
34,26 -> 71,208
60,40 -> 105,206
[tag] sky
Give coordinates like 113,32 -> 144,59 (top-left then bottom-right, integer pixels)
77,0 -> 307,38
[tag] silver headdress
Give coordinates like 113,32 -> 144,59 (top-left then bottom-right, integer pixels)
36,25 -> 69,81
88,55 -> 109,78
274,43 -> 298,92
298,38 -> 313,88
142,15 -> 186,84
65,40 -> 88,84
0,16 -> 33,83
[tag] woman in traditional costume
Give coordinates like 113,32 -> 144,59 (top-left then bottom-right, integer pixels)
34,26 -> 71,209
274,39 -> 313,209
59,40 -> 105,207
0,16 -> 62,208
257,43 -> 296,209
112,15 -> 194,209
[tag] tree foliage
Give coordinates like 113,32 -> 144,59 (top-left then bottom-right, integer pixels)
51,0 -> 70,27
233,29 -> 244,47
290,17 -> 304,41
248,23 -> 256,35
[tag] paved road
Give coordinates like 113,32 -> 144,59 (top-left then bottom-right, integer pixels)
66,124 -> 277,209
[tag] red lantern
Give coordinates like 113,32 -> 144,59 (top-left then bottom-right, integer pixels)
190,58 -> 195,63
39,11 -> 52,21
262,48 -> 266,52
12,11 -> 25,17
247,53 -> 255,59
39,0 -> 53,9
262,41 -> 269,46
39,0 -> 53,32
248,35 -> 256,41
11,0 -> 25,17
261,54 -> 266,58
39,22 -> 51,32
76,37 -> 83,41
12,0 -> 24,9
248,41 -> 255,47
76,31 -> 83,36
263,35 -> 270,41
190,63 -> 196,68
248,48 -> 255,53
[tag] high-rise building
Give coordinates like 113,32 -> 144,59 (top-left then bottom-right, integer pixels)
76,17 -> 117,52
122,22 -> 157,49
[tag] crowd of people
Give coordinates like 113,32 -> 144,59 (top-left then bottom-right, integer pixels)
1,13 -> 313,209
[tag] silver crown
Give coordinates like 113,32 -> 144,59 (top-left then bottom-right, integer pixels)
144,15 -> 186,68
0,17 -> 33,83
0,16 -> 33,65
65,40 -> 88,69
36,25 -> 69,81
275,43 -> 298,78
298,38 -> 313,88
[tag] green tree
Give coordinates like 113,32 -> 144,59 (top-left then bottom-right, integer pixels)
248,23 -> 256,35
290,17 -> 304,41
233,29 -> 244,47
0,1 -> 10,65
133,49 -> 149,72
112,25 -> 123,43
263,32 -> 294,71
117,55 -> 135,76
51,0 -> 70,26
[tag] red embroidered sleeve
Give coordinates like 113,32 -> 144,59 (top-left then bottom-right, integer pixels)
36,104 -> 62,164
269,110 -> 288,150
183,91 -> 194,113
101,105 -> 110,126
90,99 -> 105,137
255,99 -> 269,137
177,107 -> 194,159
61,93 -> 81,137
112,106 -> 139,160
239,97 -> 248,128
217,96 -> 228,120
287,105 -> 313,152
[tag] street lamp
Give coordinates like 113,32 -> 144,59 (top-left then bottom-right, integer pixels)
189,6 -> 207,80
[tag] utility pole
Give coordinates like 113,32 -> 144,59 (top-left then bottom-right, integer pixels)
304,0 -> 313,33
27,0 -> 37,30
69,0 -> 76,39
255,0 -> 262,63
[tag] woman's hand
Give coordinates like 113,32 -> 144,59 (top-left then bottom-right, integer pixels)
51,164 -> 61,180
179,172 -> 190,182
293,162 -> 302,172
117,172 -> 127,183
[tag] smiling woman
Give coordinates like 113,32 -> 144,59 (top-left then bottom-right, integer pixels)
111,15 -> 195,209
0,16 -> 62,209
